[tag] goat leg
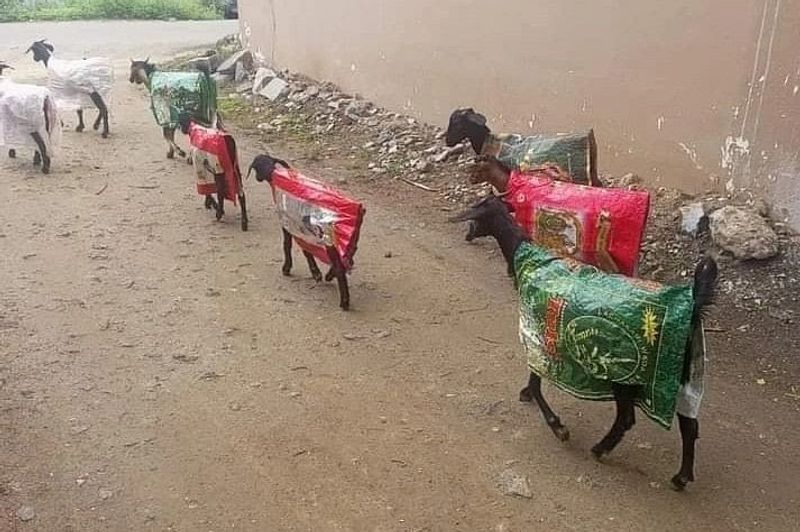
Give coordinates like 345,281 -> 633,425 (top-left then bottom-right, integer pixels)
591,384 -> 638,459
76,110 -> 85,132
204,195 -> 219,211
671,414 -> 699,491
162,127 -> 176,159
521,372 -> 569,441
214,173 -> 225,221
30,133 -> 49,174
238,192 -> 248,232
33,151 -> 41,166
89,92 -> 110,138
326,247 -> 350,311
302,252 -> 323,282
281,229 -> 294,276
93,111 -> 102,131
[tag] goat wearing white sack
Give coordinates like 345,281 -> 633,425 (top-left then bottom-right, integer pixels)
0,61 -> 61,174
27,39 -> 113,138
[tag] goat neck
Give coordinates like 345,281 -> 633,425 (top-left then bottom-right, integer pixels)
489,214 -> 528,274
468,124 -> 490,154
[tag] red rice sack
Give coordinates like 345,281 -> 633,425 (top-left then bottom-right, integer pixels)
504,170 -> 650,276
188,122 -> 241,203
269,167 -> 366,270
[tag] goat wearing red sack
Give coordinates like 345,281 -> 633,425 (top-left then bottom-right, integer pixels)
249,154 -> 366,311
179,116 -> 248,231
467,156 -> 650,277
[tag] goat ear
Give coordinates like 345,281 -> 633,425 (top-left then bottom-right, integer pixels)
466,112 -> 487,127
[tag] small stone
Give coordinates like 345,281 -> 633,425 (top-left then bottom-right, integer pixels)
384,251 -> 393,258
680,202 -> 707,235
434,145 -> 464,163
617,173 -> 642,187
98,488 -> 113,500
16,506 -> 35,521
415,160 -> 433,173
499,469 -> 532,498
289,391 -> 302,398
229,402 -> 242,411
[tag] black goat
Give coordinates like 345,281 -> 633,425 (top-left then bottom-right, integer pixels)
249,154 -> 359,311
27,40 -> 112,138
445,108 -> 600,186
451,196 -> 718,490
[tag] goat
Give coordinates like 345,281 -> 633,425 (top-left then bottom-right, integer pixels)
178,115 -> 248,231
466,155 -> 650,276
0,61 -> 60,174
451,195 -> 718,490
249,154 -> 366,311
27,40 -> 112,138
130,58 -> 220,161
445,108 -> 601,186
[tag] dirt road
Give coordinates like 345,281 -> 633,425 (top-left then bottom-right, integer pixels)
2,23 -> 799,531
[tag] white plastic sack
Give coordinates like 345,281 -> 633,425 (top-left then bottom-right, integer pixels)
675,325 -> 708,419
0,78 -> 61,154
48,56 -> 113,111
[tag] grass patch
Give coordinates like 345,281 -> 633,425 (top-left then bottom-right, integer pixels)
0,0 -> 221,22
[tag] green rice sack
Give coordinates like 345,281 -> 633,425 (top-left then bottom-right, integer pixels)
149,71 -> 217,128
515,242 -> 695,428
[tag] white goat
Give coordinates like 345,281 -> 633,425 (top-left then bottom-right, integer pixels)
0,62 -> 61,174
27,40 -> 113,138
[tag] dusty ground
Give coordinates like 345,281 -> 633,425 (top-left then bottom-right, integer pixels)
2,24 -> 800,532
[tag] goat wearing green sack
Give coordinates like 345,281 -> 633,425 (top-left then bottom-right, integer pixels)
452,196 -> 718,491
129,59 -> 218,162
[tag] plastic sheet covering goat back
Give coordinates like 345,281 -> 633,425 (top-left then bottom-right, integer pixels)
487,130 -> 600,186
188,123 -> 240,204
505,171 -> 649,276
514,242 -> 695,428
0,78 -> 61,154
269,167 -> 365,270
150,71 -> 216,128
47,57 -> 113,112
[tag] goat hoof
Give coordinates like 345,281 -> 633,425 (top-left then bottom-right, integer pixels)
282,267 -> 292,277
167,152 -> 175,160
590,445 -> 608,460
324,271 -> 335,283
241,219 -> 248,232
41,165 -> 51,175
312,271 -> 323,283
340,301 -> 350,311
215,210 -> 224,221
102,132 -> 109,139
670,474 -> 691,492
552,425 -> 570,442
8,149 -> 16,158
519,387 -> 534,403
93,123 -> 101,131
75,126 -> 85,132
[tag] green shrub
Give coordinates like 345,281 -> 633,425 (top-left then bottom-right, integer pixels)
1,0 -> 222,22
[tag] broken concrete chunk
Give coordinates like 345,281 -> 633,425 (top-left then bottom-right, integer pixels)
709,206 -> 779,260
259,78 -> 289,101
217,50 -> 253,75
252,67 -> 277,94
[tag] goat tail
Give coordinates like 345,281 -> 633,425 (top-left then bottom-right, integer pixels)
692,257 -> 718,319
